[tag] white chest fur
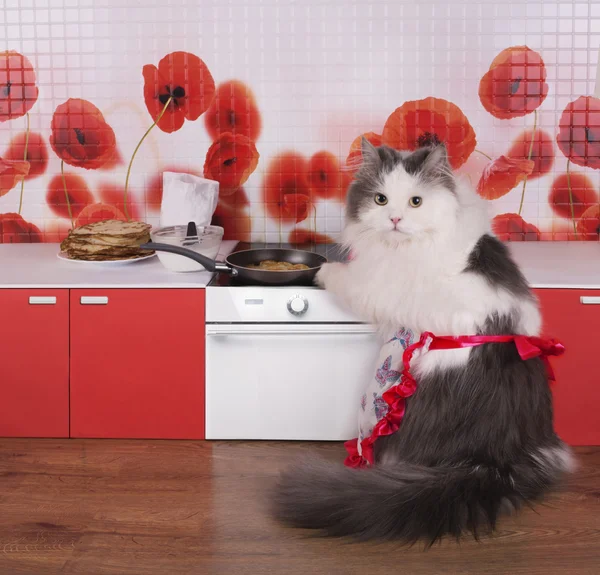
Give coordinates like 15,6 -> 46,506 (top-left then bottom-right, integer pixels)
317,234 -> 541,376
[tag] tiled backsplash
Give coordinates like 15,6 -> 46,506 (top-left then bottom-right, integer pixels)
1,0 -> 600,243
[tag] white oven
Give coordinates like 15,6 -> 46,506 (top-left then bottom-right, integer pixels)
205,285 -> 380,440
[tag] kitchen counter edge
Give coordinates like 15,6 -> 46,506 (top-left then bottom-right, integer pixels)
0,241 -> 599,289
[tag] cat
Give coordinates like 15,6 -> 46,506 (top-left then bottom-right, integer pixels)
271,139 -> 574,543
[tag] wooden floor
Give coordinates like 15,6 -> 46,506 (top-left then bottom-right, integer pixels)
0,441 -> 598,575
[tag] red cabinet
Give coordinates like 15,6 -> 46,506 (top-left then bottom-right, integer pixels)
69,289 -> 205,439
535,289 -> 600,445
0,290 -> 69,437
1,284 -> 596,444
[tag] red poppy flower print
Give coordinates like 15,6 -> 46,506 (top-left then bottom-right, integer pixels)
97,181 -> 144,221
382,98 -> 476,169
41,220 -> 71,243
203,133 -> 259,196
556,96 -> 600,169
549,173 -> 599,219
476,156 -> 534,200
145,172 -> 164,212
98,145 -> 124,171
4,132 -> 48,179
216,186 -> 250,213
479,46 -> 548,120
576,205 -> 600,240
75,203 -> 127,227
346,132 -> 382,169
282,193 -> 311,223
507,129 -> 554,180
537,220 -> 581,242
492,213 -> 540,242
228,186 -> 250,208
0,158 -> 30,197
143,52 -> 215,134
0,212 -> 42,243
307,151 -> 343,200
262,152 -> 312,224
212,200 -> 251,242
288,229 -> 335,245
204,80 -> 261,142
50,99 -> 117,170
341,169 -> 354,198
0,51 -> 38,122
46,173 -> 93,219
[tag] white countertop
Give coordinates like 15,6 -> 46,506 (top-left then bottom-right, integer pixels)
0,241 -> 238,289
507,241 -> 600,289
0,241 -> 598,289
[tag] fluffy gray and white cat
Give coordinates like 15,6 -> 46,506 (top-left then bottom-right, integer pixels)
272,140 -> 574,543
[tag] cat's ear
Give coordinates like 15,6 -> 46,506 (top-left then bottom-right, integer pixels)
360,136 -> 380,166
420,144 -> 455,190
402,145 -> 449,175
422,144 -> 450,173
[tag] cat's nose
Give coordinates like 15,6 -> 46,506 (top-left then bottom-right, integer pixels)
390,217 -> 401,226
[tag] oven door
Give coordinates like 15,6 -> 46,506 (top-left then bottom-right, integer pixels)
205,323 -> 380,440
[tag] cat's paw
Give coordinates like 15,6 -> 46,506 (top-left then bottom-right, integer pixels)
315,262 -> 344,289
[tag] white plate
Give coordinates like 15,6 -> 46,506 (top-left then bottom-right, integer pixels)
57,251 -> 157,266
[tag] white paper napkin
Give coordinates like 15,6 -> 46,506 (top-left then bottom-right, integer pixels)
160,172 -> 219,227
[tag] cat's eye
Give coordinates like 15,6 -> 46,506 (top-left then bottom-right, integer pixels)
374,194 -> 388,206
409,196 -> 422,208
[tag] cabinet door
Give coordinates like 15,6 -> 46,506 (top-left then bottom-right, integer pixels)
535,289 -> 600,445
0,290 -> 69,437
205,324 -> 380,440
70,289 -> 205,439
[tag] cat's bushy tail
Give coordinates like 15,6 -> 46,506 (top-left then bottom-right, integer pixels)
272,449 -> 571,543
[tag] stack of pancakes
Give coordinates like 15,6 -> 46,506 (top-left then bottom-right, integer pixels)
60,220 -> 154,261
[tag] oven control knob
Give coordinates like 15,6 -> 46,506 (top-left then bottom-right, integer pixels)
287,295 -> 309,316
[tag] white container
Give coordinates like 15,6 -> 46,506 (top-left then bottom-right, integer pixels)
160,173 -> 219,228
150,225 -> 224,272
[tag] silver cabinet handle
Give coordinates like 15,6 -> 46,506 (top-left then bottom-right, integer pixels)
580,297 -> 600,305
29,296 -> 57,305
206,327 -> 376,336
80,296 -> 109,305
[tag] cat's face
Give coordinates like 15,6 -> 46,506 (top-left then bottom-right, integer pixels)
346,142 -> 459,244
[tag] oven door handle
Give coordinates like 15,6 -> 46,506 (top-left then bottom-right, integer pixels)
206,325 -> 377,336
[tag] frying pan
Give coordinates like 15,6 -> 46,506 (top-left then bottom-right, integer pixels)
139,242 -> 327,286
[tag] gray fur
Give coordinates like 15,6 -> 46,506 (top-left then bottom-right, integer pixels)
402,145 -> 456,193
271,240 -> 571,543
465,234 -> 531,298
346,140 -> 402,220
346,140 -> 455,221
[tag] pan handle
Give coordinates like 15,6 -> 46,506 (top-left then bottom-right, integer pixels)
139,242 -> 238,275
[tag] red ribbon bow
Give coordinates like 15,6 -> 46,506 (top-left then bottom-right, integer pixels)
344,331 -> 565,469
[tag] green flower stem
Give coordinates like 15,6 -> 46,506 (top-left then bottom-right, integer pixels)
474,149 -> 492,161
124,96 -> 173,221
517,109 -> 538,216
17,112 -> 30,215
566,158 -> 577,238
61,160 -> 74,230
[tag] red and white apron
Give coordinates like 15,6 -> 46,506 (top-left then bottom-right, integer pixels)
345,329 -> 565,469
